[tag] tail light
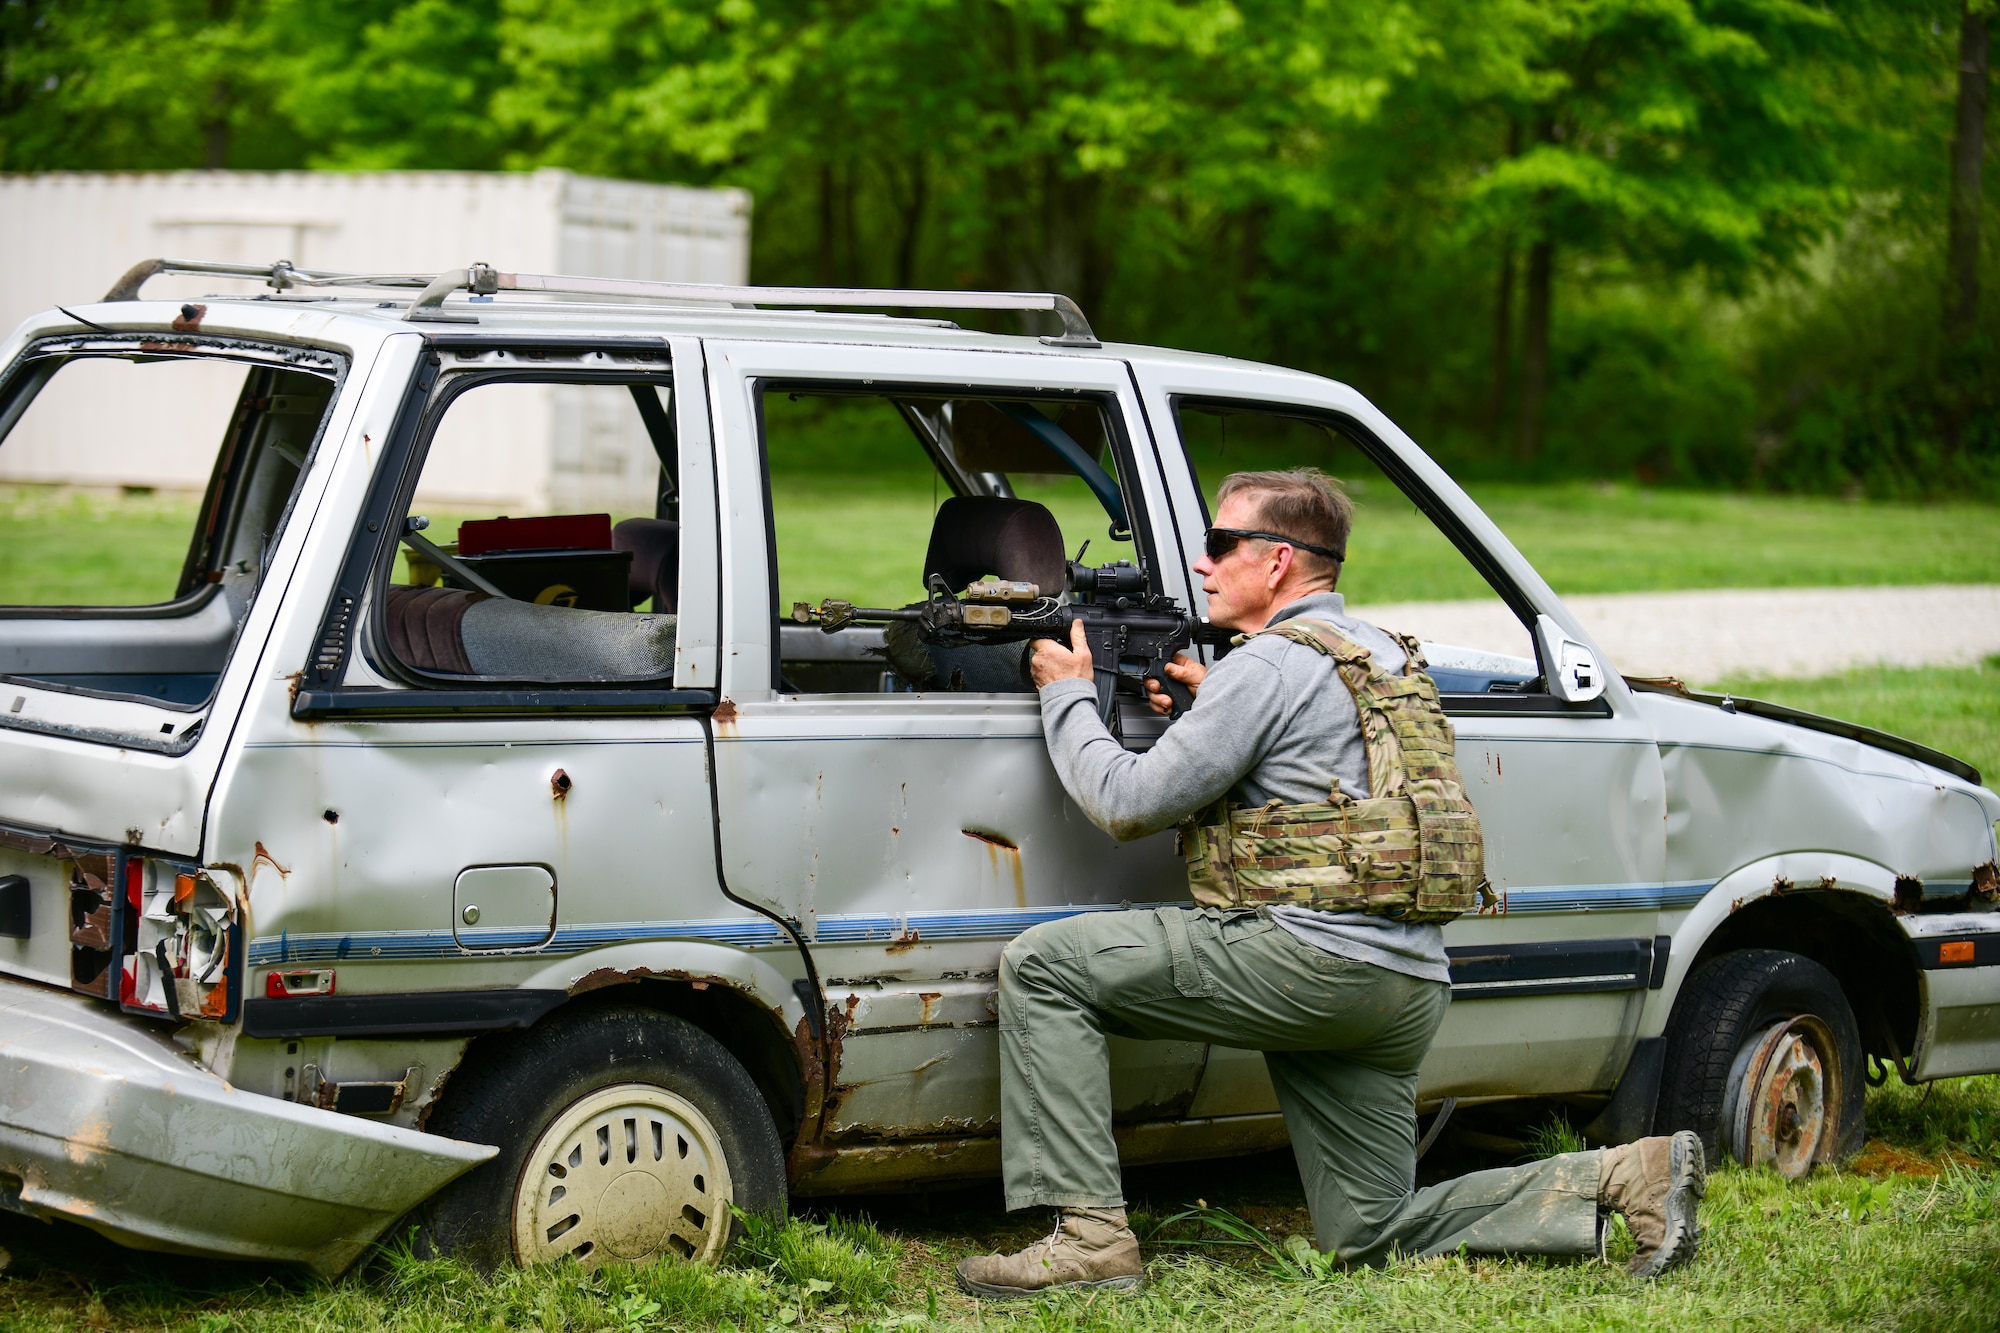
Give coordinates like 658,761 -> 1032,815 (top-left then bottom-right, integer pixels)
118,858 -> 240,1022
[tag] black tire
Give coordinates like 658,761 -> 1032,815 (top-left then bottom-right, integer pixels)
1657,948 -> 1865,1170
420,1004 -> 787,1269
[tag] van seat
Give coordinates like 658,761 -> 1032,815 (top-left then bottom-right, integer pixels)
385,585 -> 676,680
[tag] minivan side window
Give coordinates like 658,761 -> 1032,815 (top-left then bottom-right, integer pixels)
0,340 -> 341,713
369,372 -> 687,685
1173,402 -> 1546,695
761,386 -> 1138,695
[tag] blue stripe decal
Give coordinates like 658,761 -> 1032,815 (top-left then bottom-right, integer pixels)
1499,881 -> 1712,914
247,881 -> 1718,967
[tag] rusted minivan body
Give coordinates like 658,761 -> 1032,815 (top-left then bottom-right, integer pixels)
1,261 -> 1994,1273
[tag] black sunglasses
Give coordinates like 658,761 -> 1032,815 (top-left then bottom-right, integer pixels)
1204,527 -> 1346,563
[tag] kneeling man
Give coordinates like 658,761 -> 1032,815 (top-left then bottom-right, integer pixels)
956,468 -> 1704,1298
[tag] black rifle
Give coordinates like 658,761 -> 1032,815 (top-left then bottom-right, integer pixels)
792,560 -> 1224,733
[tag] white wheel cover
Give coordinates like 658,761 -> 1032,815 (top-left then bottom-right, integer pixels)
512,1083 -> 735,1267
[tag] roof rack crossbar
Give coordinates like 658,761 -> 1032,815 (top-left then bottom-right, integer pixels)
101,258 -> 434,301
99,257 -> 1101,348
405,263 -> 1099,347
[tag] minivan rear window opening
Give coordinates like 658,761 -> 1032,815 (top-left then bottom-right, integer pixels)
0,337 -> 343,728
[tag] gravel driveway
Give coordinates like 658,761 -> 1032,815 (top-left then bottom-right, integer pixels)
1349,584 -> 2000,685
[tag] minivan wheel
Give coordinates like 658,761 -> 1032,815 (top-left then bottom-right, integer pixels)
422,1005 -> 787,1269
1656,949 -> 1864,1176
513,1083 -> 735,1266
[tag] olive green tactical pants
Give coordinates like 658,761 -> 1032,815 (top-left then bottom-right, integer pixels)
998,906 -> 1604,1265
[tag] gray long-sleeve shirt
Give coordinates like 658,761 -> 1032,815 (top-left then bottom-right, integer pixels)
1038,590 -> 1451,984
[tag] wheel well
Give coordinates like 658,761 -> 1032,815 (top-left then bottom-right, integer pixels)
1687,890 -> 1918,1066
442,979 -> 809,1146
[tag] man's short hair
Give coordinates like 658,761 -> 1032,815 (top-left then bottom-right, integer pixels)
1216,468 -> 1353,584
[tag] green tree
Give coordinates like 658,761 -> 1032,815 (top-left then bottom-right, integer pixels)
0,0 -> 305,169
0,0 -> 1987,492
1944,0 -> 1991,346
1461,1 -> 1858,459
271,0 -> 510,170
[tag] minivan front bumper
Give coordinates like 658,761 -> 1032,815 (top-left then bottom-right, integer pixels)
0,976 -> 495,1275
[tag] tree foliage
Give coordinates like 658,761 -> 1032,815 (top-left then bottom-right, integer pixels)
0,0 -> 1990,492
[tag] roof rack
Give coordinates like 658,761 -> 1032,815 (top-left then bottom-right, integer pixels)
99,258 -> 1101,348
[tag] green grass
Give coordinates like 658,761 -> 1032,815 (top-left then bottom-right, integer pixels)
774,478 -> 2000,611
3,1078 -> 1995,1332
7,482 -> 1997,612
4,483 -> 1996,1329
1712,656 -> 2000,783
1452,483 -> 2000,601
0,486 -> 202,606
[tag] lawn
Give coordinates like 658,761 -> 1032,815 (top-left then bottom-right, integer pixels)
2,1076 -> 1995,1332
2,482 -> 1996,1329
779,478 -> 2000,610
0,487 -> 205,607
4,482 -> 1997,613
1715,657 -> 2000,783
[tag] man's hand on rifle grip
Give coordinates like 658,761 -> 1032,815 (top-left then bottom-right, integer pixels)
1029,619 -> 1096,690
1144,652 -> 1206,716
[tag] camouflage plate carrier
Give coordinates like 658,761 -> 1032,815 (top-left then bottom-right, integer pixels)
1178,618 -> 1490,924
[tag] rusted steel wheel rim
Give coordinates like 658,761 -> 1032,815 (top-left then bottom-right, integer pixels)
512,1083 -> 734,1267
1728,1015 -> 1839,1179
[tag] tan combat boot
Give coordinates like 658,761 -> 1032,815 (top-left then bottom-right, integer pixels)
1599,1129 -> 1707,1277
954,1207 -> 1145,1300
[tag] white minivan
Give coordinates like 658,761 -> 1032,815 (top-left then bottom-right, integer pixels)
1,260 -> 1995,1275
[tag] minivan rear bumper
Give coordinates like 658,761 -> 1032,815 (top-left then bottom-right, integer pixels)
0,976 -> 495,1275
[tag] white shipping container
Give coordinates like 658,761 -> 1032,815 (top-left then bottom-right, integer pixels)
0,169 -> 751,515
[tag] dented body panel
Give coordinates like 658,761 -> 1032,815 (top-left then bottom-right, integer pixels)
0,975 -> 493,1275
0,288 -> 1995,1271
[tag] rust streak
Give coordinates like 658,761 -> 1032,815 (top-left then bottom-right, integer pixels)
793,1011 -> 830,1140
797,993 -> 859,1141
252,842 -> 291,882
569,965 -> 732,996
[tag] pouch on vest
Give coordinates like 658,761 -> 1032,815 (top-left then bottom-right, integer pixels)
1177,620 -> 1492,924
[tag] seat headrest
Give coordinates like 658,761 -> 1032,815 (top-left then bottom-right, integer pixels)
613,518 -> 680,612
922,497 -> 1065,594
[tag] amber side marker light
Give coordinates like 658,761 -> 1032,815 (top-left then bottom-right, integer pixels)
1939,940 -> 1976,965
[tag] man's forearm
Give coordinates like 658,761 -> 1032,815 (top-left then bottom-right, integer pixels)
1038,669 -> 1267,841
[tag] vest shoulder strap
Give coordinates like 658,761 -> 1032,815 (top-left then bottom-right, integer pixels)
1252,617 -> 1410,678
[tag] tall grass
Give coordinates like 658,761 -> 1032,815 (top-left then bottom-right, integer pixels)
1,1079 -> 1995,1332
1714,656 -> 2000,781
7,483 -> 1997,615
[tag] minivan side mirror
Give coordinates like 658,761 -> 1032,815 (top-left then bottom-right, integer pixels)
1534,614 -> 1606,703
